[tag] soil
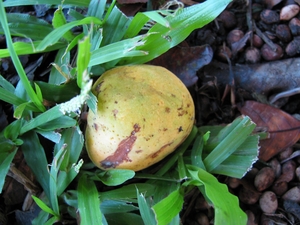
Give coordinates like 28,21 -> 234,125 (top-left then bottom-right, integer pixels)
1,0 -> 300,225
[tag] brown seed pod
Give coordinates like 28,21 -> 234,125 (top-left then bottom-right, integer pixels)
259,191 -> 278,213
245,47 -> 261,64
218,10 -> 237,29
269,158 -> 281,178
296,166 -> 300,181
280,4 -> 300,21
272,181 -> 288,195
196,213 -> 210,225
261,43 -> 283,61
239,181 -> 261,205
254,167 -> 276,191
260,9 -> 280,24
289,18 -> 300,36
227,29 -> 244,47
282,186 -> 300,202
276,24 -> 292,42
227,177 -> 241,189
216,45 -> 232,62
246,210 -> 258,225
286,39 -> 300,56
281,160 -> 296,182
253,34 -> 264,48
277,147 -> 293,161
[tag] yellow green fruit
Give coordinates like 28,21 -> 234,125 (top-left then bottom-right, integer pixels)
85,65 -> 195,171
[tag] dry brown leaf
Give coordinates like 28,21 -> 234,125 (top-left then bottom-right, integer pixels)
264,0 -> 283,9
150,44 -> 213,87
238,100 -> 300,161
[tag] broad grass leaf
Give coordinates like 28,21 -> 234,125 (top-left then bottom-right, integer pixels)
101,6 -> 131,46
0,13 -> 53,40
0,75 -> 15,93
185,165 -> 247,225
87,0 -> 106,18
0,41 -> 66,58
190,135 -> 206,170
93,169 -> 135,186
89,35 -> 147,67
78,174 -> 102,225
0,1 -> 45,112
121,0 -> 231,65
198,116 -> 259,178
36,116 -> 77,131
3,0 -> 90,7
239,100 -> 300,161
36,17 -> 102,51
152,188 -> 184,225
21,131 -> 51,199
52,7 -> 75,41
203,116 -> 256,173
104,213 -> 144,225
31,195 -> 57,216
77,34 -> 91,88
36,80 -> 80,103
0,87 -> 39,112
137,190 -> 156,225
101,200 -> 139,214
100,183 -> 155,202
36,130 -> 62,143
48,47 -> 71,85
0,140 -> 17,193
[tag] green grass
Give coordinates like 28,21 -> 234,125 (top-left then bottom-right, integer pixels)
0,0 -> 260,224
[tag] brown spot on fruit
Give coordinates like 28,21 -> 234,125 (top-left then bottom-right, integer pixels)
112,109 -> 118,118
131,123 -> 141,135
93,123 -> 98,131
100,124 -> 141,169
178,126 -> 183,132
165,107 -> 171,113
94,81 -> 104,94
150,142 -> 173,159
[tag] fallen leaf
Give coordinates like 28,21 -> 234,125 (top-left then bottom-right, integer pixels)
238,101 -> 300,161
265,0 -> 283,9
150,44 -> 213,87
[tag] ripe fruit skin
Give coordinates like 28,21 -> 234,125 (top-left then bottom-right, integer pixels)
85,65 -> 195,171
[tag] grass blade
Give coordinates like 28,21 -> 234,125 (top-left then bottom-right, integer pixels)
0,1 -> 45,111
21,131 -> 50,200
137,190 -> 156,225
152,188 -> 184,225
0,41 -> 66,57
3,0 -> 90,7
78,174 -> 102,225
77,34 -> 91,88
52,6 -> 75,41
186,165 -> 247,225
89,35 -> 147,67
203,116 -> 256,172
36,16 -> 102,51
122,0 -> 231,64
0,143 -> 18,193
